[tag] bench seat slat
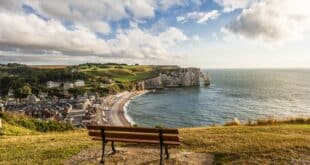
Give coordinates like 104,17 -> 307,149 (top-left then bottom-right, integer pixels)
87,125 -> 178,134
92,137 -> 180,145
88,131 -> 179,142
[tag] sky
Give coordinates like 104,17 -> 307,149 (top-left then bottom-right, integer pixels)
0,0 -> 310,68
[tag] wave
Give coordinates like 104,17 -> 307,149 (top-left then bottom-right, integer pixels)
123,91 -> 150,126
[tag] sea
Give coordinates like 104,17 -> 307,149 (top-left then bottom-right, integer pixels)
126,69 -> 310,128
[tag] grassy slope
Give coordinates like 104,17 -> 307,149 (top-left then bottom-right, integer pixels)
0,123 -> 97,165
1,124 -> 309,164
77,65 -> 157,82
180,125 -> 310,164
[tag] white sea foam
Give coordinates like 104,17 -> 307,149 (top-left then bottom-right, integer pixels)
123,91 -> 150,126
124,99 -> 135,125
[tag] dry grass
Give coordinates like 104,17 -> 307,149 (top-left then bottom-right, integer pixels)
223,117 -> 310,126
254,117 -> 310,126
0,123 -> 309,164
0,129 -> 97,165
30,65 -> 68,69
180,124 -> 310,164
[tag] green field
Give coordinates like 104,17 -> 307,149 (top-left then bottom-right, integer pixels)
0,63 -> 161,97
77,64 -> 157,82
1,122 -> 309,164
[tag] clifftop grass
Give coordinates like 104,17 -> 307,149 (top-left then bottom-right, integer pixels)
1,122 -> 309,164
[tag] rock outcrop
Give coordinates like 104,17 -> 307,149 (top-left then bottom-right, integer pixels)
143,68 -> 201,89
144,77 -> 163,89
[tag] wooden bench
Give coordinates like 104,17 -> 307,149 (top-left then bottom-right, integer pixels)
87,125 -> 180,165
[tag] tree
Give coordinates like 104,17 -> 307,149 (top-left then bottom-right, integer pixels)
14,84 -> 32,99
20,85 -> 32,97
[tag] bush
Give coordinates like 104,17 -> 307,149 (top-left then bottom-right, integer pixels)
0,112 -> 73,132
254,117 -> 310,126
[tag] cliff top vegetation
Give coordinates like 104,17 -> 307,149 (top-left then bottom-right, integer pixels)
0,113 -> 309,164
0,63 -> 164,98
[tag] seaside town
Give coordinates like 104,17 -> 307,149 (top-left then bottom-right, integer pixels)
0,64 -> 206,128
0,79 -> 138,128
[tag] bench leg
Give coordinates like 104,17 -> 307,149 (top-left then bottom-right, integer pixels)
111,141 -> 116,154
100,141 -> 105,164
165,145 -> 169,159
100,128 -> 106,164
160,143 -> 163,165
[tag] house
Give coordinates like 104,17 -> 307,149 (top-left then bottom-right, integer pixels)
26,95 -> 40,102
74,80 -> 85,87
0,103 -> 4,111
47,81 -> 61,88
38,92 -> 48,99
63,82 -> 74,90
8,89 -> 14,97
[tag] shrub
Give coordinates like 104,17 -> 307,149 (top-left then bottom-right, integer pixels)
254,117 -> 310,126
0,112 -> 73,132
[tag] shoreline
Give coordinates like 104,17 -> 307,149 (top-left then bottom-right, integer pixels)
108,90 -> 149,126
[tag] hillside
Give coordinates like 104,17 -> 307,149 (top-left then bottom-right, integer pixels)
1,122 -> 309,164
0,63 -> 159,97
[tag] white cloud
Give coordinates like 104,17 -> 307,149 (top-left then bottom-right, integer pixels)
177,10 -> 220,24
89,21 -> 111,34
0,0 -> 191,35
224,0 -> 310,42
177,16 -> 186,22
0,0 -> 194,63
109,27 -> 188,59
159,0 -> 185,10
125,0 -> 156,19
0,12 -> 110,55
192,35 -> 200,41
0,11 -> 188,61
213,0 -> 252,12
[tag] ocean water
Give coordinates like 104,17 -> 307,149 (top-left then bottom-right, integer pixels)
126,69 -> 310,128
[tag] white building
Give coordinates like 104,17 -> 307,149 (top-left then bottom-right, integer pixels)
63,83 -> 74,90
74,80 -> 85,87
38,92 -> 48,99
0,103 -> 4,111
47,81 -> 61,88
8,89 -> 14,97
26,95 -> 40,102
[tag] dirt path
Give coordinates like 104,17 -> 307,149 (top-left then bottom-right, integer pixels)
65,146 -> 214,165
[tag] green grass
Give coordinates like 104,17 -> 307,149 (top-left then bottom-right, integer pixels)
0,71 -> 9,78
112,70 -> 157,82
180,124 -> 310,164
0,122 -> 36,136
0,129 -> 97,165
77,65 -> 157,83
1,123 -> 309,164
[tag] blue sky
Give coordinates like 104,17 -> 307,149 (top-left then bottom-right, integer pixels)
0,0 -> 309,68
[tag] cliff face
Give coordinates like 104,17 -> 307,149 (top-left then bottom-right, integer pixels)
143,68 -> 200,89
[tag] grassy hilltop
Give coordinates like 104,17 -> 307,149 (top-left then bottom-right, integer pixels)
1,113 -> 309,164
0,63 -> 161,98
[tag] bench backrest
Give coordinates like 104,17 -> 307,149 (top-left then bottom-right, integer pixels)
87,125 -> 180,145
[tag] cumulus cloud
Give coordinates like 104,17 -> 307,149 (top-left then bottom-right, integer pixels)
213,0 -> 252,12
177,10 -> 220,24
0,0 -> 194,35
0,0 -> 192,63
109,27 -> 188,59
0,11 -> 188,61
0,12 -> 110,55
224,0 -> 310,42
